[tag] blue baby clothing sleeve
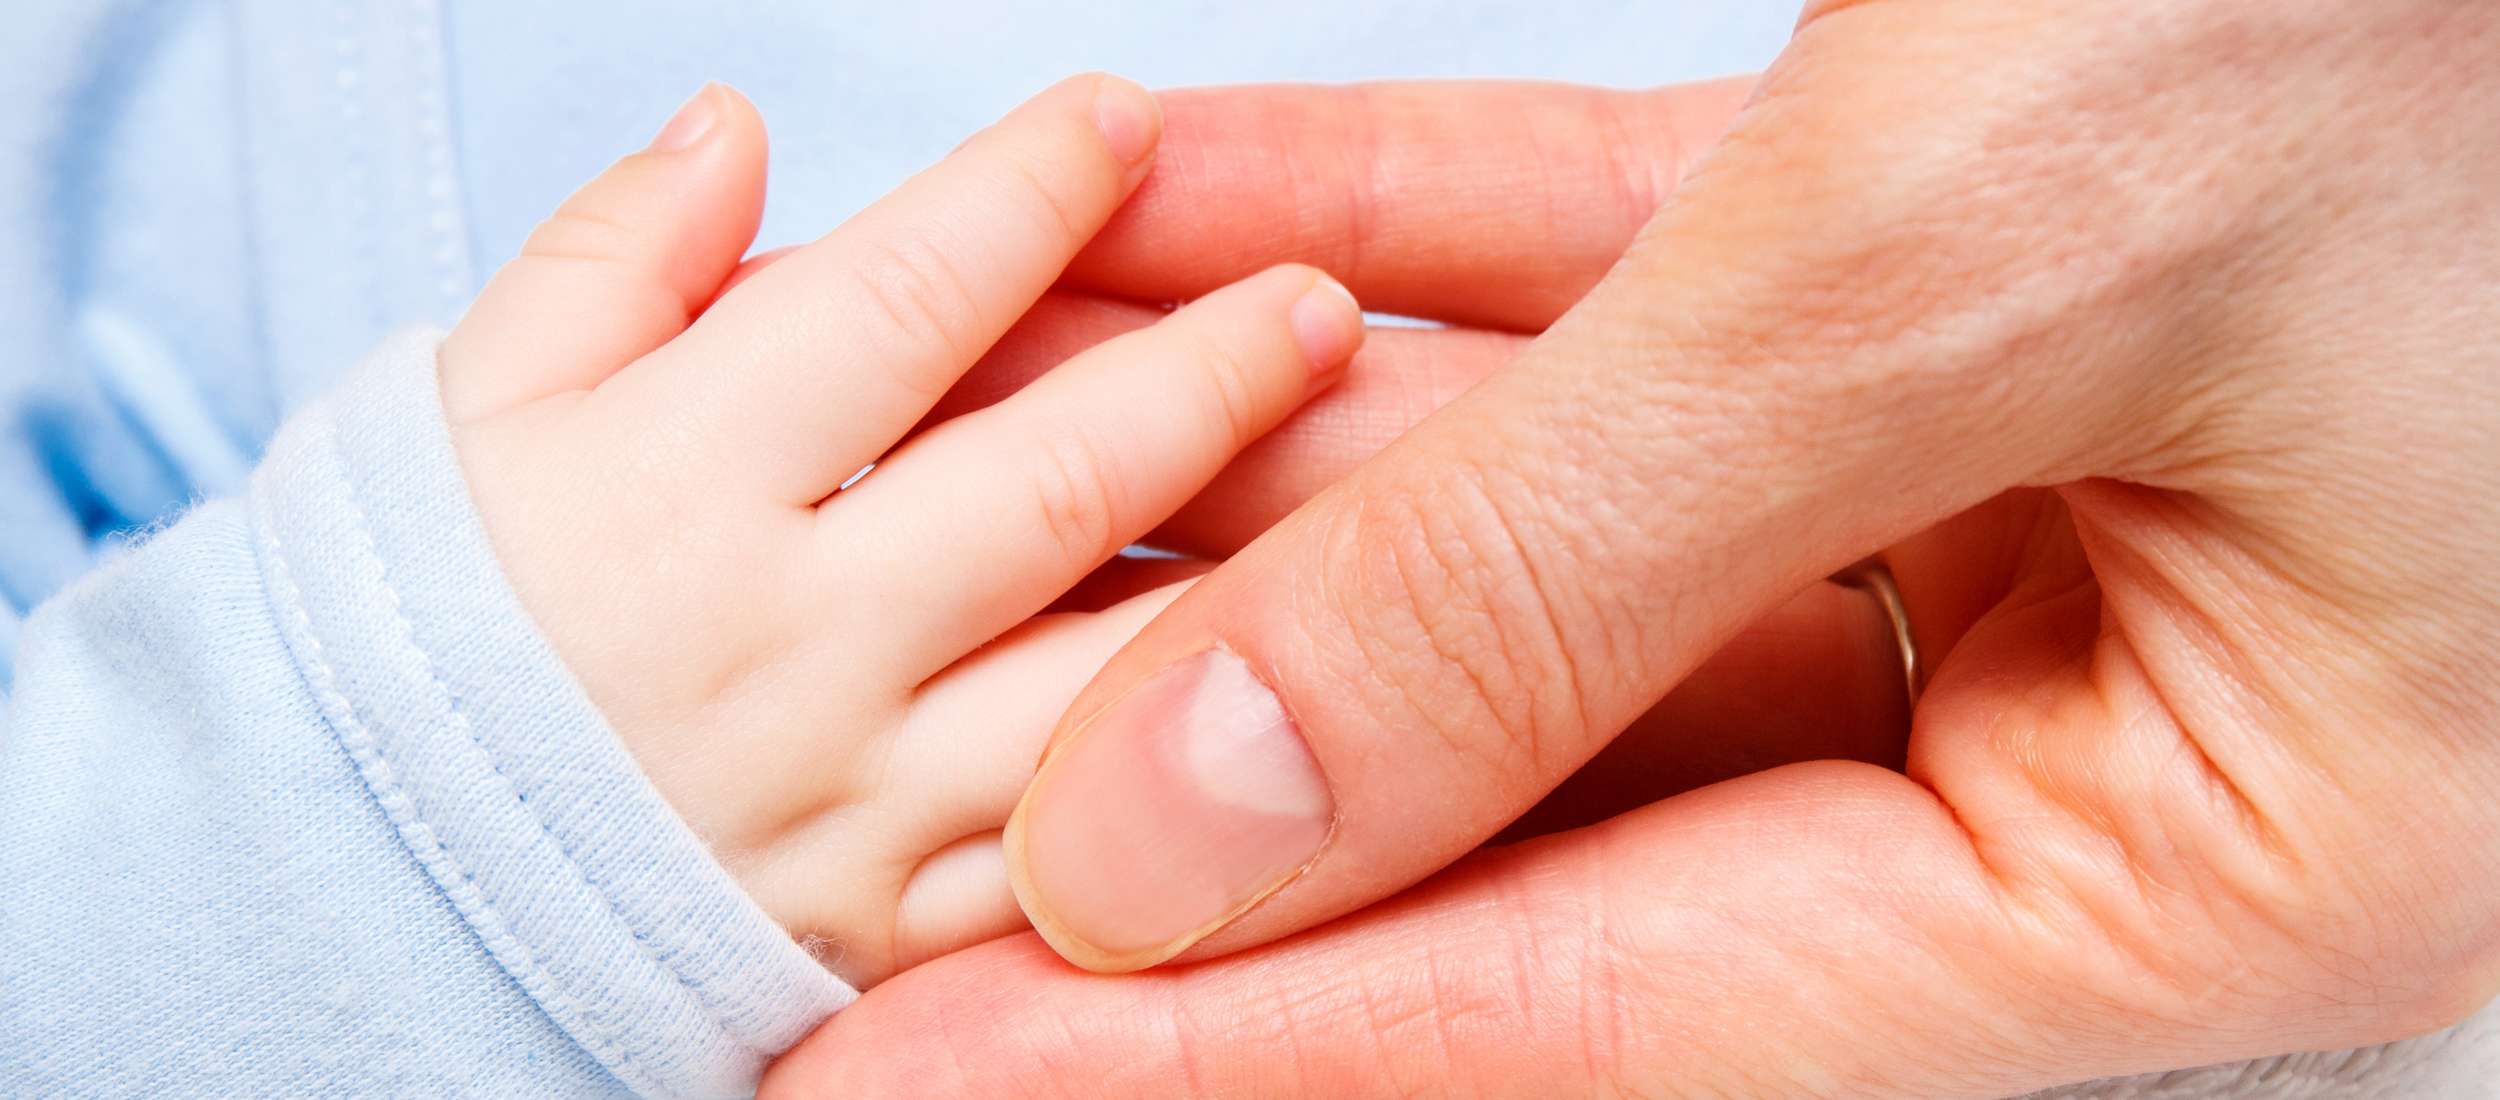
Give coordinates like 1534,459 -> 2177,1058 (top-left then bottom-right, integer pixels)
1,331 -> 854,1098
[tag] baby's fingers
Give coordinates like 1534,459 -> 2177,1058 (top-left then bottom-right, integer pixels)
441,84 -> 766,422
613,73 -> 1164,504
834,264 -> 1361,679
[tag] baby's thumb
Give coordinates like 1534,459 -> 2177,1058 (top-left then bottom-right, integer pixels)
442,83 -> 768,421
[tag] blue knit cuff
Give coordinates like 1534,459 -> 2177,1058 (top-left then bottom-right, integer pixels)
250,329 -> 853,1098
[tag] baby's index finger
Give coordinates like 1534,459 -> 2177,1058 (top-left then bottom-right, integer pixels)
601,73 -> 1164,507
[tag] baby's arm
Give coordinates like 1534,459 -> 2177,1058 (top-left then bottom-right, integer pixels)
3,75 -> 1358,1096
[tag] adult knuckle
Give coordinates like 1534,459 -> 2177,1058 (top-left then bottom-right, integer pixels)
1582,92 -> 1679,235
1330,463 -> 1601,776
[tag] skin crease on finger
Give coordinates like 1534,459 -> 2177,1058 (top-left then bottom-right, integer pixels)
765,2 -> 2500,1096
914,289 -> 1529,557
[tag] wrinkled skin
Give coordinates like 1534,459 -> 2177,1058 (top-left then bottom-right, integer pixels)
770,2 -> 2500,1096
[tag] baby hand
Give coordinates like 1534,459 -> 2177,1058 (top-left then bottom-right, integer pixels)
435,76 -> 1362,986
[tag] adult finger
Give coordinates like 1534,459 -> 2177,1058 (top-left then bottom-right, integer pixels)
1065,76 -> 1756,331
772,763 -> 2269,1100
999,58 -> 2182,971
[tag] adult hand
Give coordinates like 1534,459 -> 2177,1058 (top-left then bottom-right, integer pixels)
775,2 -> 2500,1095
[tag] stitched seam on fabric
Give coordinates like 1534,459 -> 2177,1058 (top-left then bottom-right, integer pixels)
323,400 -> 770,1061
332,0 -> 385,337
246,471 -> 650,1088
220,2 -> 285,429
402,0 -> 475,319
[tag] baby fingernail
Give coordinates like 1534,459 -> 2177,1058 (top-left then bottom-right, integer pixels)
647,84 -> 722,153
1091,74 -> 1163,166
1009,648 -> 1333,971
1289,273 -> 1364,375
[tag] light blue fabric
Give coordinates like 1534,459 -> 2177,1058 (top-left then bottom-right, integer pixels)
4,331 -> 852,1097
0,0 -> 1799,1095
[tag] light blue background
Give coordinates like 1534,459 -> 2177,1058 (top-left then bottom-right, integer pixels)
5,0 -> 1800,628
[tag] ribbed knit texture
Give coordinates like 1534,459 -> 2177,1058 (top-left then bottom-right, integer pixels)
2,332 -> 852,1097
